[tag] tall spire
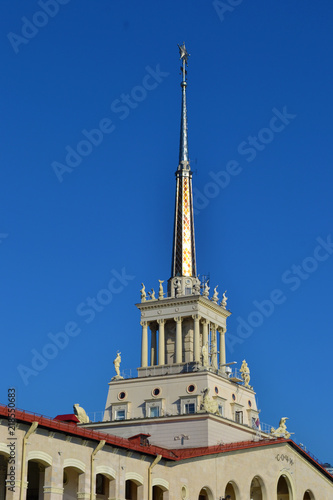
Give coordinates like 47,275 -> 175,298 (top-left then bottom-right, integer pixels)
178,43 -> 189,166
171,43 -> 196,280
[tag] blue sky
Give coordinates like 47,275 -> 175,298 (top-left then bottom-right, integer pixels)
1,0 -> 333,462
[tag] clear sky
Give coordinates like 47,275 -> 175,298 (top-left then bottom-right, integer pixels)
1,0 -> 333,463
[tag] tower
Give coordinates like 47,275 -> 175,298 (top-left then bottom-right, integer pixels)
92,45 -> 262,449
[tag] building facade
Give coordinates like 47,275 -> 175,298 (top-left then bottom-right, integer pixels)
1,44 -> 332,500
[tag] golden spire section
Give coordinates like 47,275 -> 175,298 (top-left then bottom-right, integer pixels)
171,43 -> 196,278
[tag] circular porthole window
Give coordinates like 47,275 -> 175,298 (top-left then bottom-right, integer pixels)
152,387 -> 161,398
248,400 -> 252,407
181,485 -> 188,499
232,393 -> 236,401
187,384 -> 196,394
215,386 -> 219,394
118,391 -> 127,401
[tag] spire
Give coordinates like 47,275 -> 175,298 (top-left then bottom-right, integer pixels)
178,43 -> 190,167
171,43 -> 196,279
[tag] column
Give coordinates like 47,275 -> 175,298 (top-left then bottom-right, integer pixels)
150,324 -> 157,366
43,466 -> 64,500
192,315 -> 201,362
141,321 -> 148,368
211,323 -> 218,370
174,317 -> 183,364
78,472 -> 90,500
219,327 -> 226,370
201,319 -> 209,367
157,319 -> 166,365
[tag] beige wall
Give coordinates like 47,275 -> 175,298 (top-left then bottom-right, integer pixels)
1,419 -> 332,500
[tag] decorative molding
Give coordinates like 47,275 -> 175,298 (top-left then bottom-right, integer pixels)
152,477 -> 169,490
125,471 -> 144,484
43,486 -> 64,494
63,458 -> 86,473
95,465 -> 116,479
27,450 -> 52,466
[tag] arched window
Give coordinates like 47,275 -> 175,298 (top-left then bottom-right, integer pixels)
250,476 -> 265,500
303,491 -> 314,500
277,475 -> 293,499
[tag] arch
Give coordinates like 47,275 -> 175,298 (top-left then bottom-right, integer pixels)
250,475 -> 267,500
0,443 -> 10,457
125,472 -> 144,485
27,450 -> 53,467
152,478 -> 169,491
276,472 -> 295,499
63,458 -> 86,473
95,464 -> 116,480
198,485 -> 214,500
224,480 -> 240,500
303,491 -> 315,500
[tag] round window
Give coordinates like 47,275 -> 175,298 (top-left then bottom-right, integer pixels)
215,386 -> 219,394
187,384 -> 196,393
118,391 -> 127,400
232,393 -> 236,401
152,387 -> 161,397
248,400 -> 252,407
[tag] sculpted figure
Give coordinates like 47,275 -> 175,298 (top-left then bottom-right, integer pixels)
240,359 -> 251,388
175,280 -> 182,297
221,290 -> 228,308
212,286 -> 219,303
193,277 -> 201,294
73,404 -> 90,424
202,282 -> 210,298
270,417 -> 292,439
200,387 -> 219,415
148,289 -> 156,300
158,280 -> 164,299
140,283 -> 146,302
113,352 -> 121,376
201,342 -> 209,367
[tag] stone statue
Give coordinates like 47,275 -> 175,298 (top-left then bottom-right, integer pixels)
201,342 -> 209,367
140,283 -> 146,302
212,286 -> 219,303
158,280 -> 164,299
270,417 -> 293,439
200,388 -> 219,415
175,280 -> 182,297
113,352 -> 122,376
221,290 -> 228,308
73,404 -> 90,424
193,277 -> 201,294
240,359 -> 251,388
202,282 -> 210,298
148,289 -> 156,300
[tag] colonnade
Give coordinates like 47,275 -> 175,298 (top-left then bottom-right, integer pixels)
140,316 -> 226,369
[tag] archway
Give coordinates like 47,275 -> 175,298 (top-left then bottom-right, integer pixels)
250,476 -> 265,500
303,492 -> 314,500
198,486 -> 214,500
27,461 -> 45,500
0,453 -> 9,500
277,475 -> 292,500
225,481 -> 238,500
63,466 -> 83,499
153,485 -> 164,500
95,467 -> 116,499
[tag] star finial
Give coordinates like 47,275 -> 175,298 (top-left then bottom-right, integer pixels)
178,42 -> 190,66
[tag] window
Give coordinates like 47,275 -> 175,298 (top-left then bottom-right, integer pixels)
96,474 -> 105,494
184,403 -> 195,414
185,287 -> 192,295
235,411 -> 243,424
115,409 -> 125,421
149,406 -> 160,417
218,404 -> 224,416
